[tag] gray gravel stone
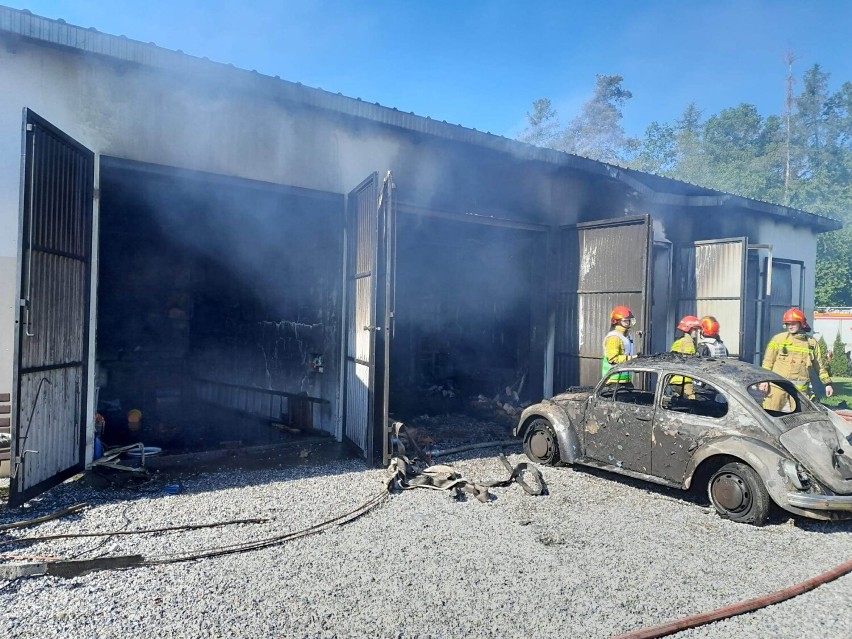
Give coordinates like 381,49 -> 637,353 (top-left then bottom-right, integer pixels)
1,452 -> 850,638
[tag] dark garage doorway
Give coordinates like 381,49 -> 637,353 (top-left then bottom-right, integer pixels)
95,158 -> 343,454
389,211 -> 547,429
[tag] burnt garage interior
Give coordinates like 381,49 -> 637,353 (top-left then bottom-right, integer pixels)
389,211 -> 547,421
95,155 -> 550,453
95,158 -> 342,453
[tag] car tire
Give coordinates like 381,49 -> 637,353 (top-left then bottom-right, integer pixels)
523,418 -> 560,466
708,462 -> 770,526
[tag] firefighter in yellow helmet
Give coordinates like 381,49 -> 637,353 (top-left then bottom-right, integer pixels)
761,307 -> 833,411
602,305 -> 636,383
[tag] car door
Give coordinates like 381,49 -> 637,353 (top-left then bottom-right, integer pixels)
583,371 -> 657,473
652,372 -> 731,484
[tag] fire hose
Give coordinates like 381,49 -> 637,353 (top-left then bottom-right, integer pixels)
612,557 -> 852,639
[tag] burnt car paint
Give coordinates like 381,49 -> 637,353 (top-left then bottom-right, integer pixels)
514,353 -> 852,522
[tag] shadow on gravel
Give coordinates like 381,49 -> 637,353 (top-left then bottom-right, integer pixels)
0,439 -> 365,526
548,463 -> 852,532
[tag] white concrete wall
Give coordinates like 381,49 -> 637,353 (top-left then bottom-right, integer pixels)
753,218 -> 819,316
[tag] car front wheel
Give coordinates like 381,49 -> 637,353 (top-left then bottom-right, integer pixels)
708,462 -> 770,525
523,418 -> 561,466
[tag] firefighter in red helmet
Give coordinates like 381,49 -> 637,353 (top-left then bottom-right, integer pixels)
671,315 -> 701,354
760,307 -> 832,411
697,315 -> 729,358
669,315 -> 701,398
602,306 -> 636,383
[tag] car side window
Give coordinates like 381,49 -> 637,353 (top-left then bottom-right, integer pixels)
747,381 -> 801,415
662,374 -> 728,418
599,371 -> 657,406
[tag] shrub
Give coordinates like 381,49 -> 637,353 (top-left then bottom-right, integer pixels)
829,333 -> 852,378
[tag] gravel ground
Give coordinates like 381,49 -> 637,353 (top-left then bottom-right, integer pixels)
0,447 -> 851,639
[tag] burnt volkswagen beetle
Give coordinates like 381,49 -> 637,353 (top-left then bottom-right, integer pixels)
515,354 -> 852,525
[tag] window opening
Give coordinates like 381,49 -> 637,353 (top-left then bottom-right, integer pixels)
600,371 -> 657,406
662,374 -> 728,418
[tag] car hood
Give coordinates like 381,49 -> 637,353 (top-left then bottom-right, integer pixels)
551,389 -> 593,403
779,410 -> 852,494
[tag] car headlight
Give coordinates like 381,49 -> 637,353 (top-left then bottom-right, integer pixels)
782,459 -> 810,490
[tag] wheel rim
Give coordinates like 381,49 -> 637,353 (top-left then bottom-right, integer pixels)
529,428 -> 554,460
712,472 -> 751,513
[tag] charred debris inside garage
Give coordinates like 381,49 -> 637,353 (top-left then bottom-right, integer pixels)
391,213 -> 546,424
94,158 -> 543,456
96,158 -> 342,453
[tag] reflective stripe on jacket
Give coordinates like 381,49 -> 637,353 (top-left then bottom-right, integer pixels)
761,332 -> 831,385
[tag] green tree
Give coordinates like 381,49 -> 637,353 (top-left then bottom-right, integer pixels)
518,98 -> 559,148
558,74 -> 639,163
634,121 -> 677,174
818,335 -> 830,360
830,332 -> 852,378
672,102 -> 706,184
696,104 -> 785,199
815,227 -> 852,307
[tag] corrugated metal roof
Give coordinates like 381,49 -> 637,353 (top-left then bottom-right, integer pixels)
0,5 -> 842,232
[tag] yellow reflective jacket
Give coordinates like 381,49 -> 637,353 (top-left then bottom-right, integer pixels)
602,325 -> 633,382
762,332 -> 831,389
670,335 -> 697,355
670,334 -> 696,386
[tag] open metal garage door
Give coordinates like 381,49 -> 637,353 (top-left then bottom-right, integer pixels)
343,172 -> 395,465
10,110 -> 94,506
555,215 -> 651,390
675,238 -> 747,358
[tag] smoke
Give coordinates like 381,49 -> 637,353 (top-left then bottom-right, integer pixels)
653,217 -> 668,243
51,38 -> 570,419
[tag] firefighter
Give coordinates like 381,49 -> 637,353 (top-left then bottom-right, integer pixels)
602,306 -> 636,383
697,315 -> 729,358
671,315 -> 701,354
761,307 -> 833,410
669,315 -> 701,398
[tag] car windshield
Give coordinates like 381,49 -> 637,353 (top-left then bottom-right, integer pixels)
745,379 -> 818,417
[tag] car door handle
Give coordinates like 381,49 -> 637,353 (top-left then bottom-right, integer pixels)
636,415 -> 651,421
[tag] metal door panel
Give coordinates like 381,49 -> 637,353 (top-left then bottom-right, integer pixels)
343,172 -> 395,464
10,110 -> 93,506
584,387 -> 654,472
555,216 -> 651,390
344,174 -> 378,457
675,238 -> 747,357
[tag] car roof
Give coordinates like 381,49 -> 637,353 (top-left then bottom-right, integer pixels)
611,353 -> 787,387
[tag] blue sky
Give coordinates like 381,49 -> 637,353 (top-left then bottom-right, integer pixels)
14,1 -> 852,139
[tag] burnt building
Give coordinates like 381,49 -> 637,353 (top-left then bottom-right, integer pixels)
0,7 -> 841,503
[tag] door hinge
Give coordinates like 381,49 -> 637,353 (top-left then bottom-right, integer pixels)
26,123 -> 33,132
